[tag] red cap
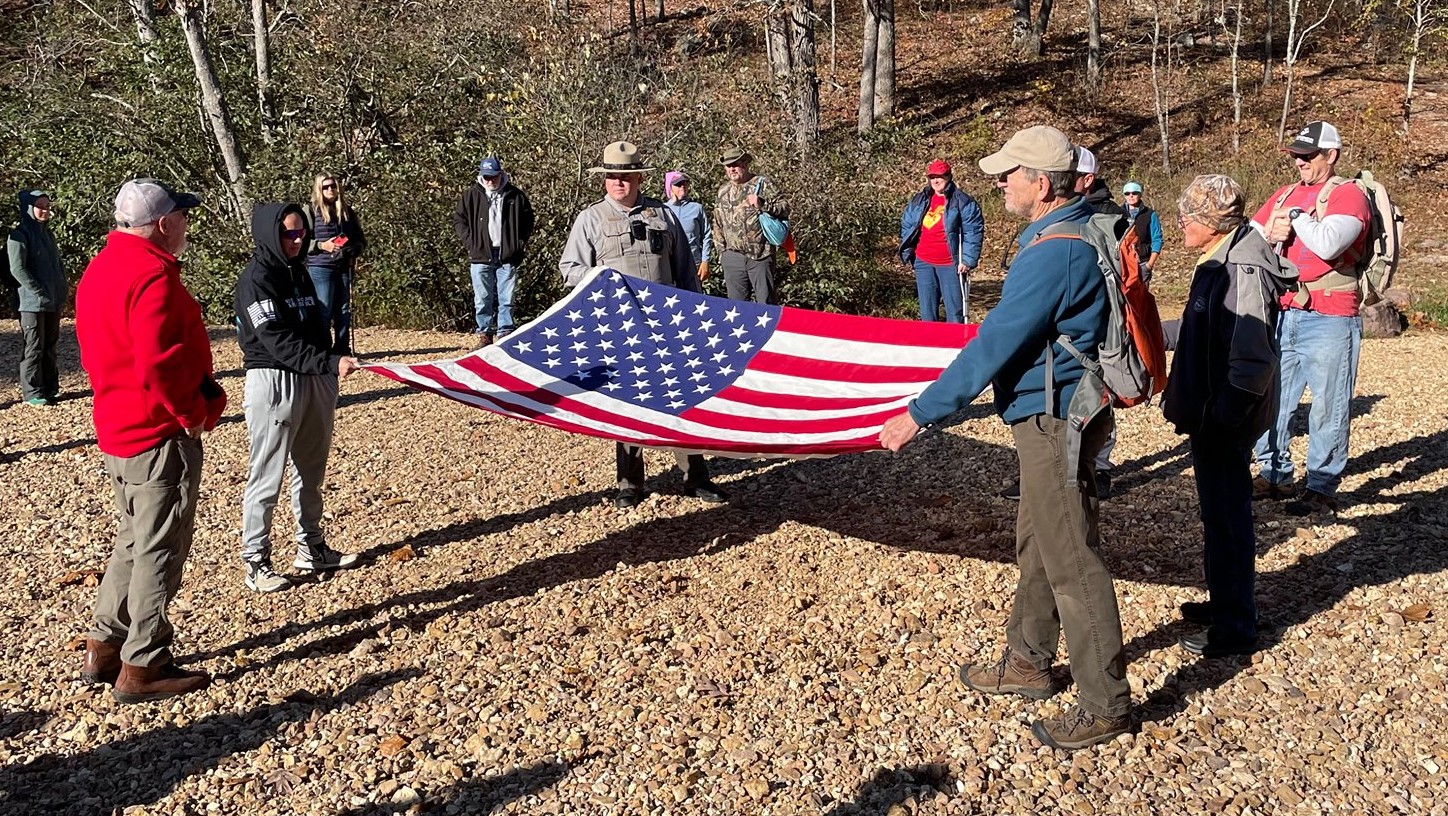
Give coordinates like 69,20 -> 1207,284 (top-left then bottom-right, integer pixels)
926,159 -> 952,177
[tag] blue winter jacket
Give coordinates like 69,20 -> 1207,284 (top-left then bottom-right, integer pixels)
898,182 -> 984,269
908,197 -> 1107,426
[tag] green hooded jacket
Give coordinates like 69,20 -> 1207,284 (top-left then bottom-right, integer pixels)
7,189 -> 66,312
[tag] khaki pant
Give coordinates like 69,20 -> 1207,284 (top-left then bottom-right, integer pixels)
1008,412 -> 1130,718
90,435 -> 203,667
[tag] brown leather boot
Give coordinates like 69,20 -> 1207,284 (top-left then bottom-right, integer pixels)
81,638 -> 122,685
112,661 -> 211,704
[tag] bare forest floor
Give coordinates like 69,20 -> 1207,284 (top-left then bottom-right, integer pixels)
1,320 -> 1446,815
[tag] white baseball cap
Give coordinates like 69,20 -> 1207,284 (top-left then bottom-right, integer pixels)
1073,146 -> 1100,175
114,178 -> 202,227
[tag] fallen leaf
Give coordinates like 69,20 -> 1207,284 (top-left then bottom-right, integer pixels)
56,569 -> 104,587
63,634 -> 86,650
388,545 -> 416,562
1401,603 -> 1432,622
378,735 -> 408,757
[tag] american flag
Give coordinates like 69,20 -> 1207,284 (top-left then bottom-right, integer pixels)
364,268 -> 978,456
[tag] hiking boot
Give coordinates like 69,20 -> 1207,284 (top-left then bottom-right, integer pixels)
245,560 -> 292,593
293,544 -> 360,572
1031,705 -> 1133,750
474,334 -> 494,350
1179,627 -> 1259,657
1094,470 -> 1113,500
1251,476 -> 1296,501
958,649 -> 1057,700
112,661 -> 210,704
81,638 -> 122,685
1284,489 -> 1338,517
999,480 -> 1021,501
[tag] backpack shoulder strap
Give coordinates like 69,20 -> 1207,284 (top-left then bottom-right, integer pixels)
1314,175 -> 1349,218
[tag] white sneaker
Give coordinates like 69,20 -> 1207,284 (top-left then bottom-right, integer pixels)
245,561 -> 292,593
293,544 -> 360,572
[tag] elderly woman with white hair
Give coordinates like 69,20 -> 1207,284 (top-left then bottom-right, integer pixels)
1161,174 -> 1298,658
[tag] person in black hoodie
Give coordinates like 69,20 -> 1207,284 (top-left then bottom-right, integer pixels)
1162,174 -> 1298,658
235,203 -> 362,593
454,156 -> 535,349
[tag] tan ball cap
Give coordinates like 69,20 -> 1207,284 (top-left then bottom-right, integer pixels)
978,126 -> 1076,175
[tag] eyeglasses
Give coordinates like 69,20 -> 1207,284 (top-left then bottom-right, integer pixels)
1291,150 -> 1321,161
283,229 -> 307,240
1124,192 -> 1141,197
482,175 -> 501,182
995,167 -> 1019,184
321,183 -> 337,191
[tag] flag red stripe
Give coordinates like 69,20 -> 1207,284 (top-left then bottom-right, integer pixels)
777,308 -> 978,348
677,402 -> 903,434
439,355 -> 883,453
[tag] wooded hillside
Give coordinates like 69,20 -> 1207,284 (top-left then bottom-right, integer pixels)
2,0 -> 1444,326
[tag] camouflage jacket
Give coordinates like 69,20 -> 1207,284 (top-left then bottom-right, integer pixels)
713,176 -> 790,261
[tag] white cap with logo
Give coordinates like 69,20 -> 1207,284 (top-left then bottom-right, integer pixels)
114,178 -> 202,228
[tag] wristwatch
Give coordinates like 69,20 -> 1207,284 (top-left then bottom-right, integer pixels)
1288,207 -> 1305,221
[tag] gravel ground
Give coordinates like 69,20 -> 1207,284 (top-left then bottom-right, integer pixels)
1,316 -> 1446,816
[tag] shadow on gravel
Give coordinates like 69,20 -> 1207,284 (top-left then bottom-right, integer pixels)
0,436 -> 94,464
1131,427 -> 1448,723
0,669 -> 417,815
824,763 -> 955,816
339,757 -> 578,815
0,709 -> 51,741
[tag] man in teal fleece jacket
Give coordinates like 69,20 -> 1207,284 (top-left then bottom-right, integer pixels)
880,125 -> 1132,751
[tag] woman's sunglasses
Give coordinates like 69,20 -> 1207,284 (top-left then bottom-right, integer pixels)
283,229 -> 307,240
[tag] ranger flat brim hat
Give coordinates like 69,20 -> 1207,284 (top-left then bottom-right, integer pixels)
587,141 -> 655,174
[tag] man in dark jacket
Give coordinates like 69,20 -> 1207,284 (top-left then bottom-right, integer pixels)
898,160 -> 984,324
1163,174 -> 1298,658
235,203 -> 362,593
8,189 -> 66,405
454,157 -> 535,348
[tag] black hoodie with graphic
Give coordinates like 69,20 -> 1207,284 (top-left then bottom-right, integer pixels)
235,203 -> 340,375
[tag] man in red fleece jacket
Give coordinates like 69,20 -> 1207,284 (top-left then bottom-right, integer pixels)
75,178 -> 226,704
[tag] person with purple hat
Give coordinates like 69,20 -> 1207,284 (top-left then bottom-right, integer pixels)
898,159 -> 984,323
664,170 -> 712,282
454,156 -> 535,348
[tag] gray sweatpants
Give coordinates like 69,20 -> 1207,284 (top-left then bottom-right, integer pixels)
91,435 -> 203,667
240,368 -> 338,564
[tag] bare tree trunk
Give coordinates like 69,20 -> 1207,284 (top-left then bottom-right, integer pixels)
126,0 -> 157,43
251,0 -> 276,142
655,0 -> 664,22
1150,0 -> 1172,172
1404,0 -> 1431,135
1277,0 -> 1335,139
1033,0 -> 1055,56
1087,0 -> 1102,86
857,0 -> 879,134
176,2 -> 249,213
628,0 -> 638,41
791,0 -> 820,153
1263,0 -> 1274,84
1230,0 -> 1244,153
873,0 -> 894,118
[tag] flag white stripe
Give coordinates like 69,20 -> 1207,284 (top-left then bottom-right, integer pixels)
393,356 -> 889,445
766,328 -> 964,369
726,368 -> 938,398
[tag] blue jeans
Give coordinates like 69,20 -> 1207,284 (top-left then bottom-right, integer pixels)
913,260 -> 964,323
1253,309 -> 1361,496
307,266 -> 351,354
470,255 -> 516,336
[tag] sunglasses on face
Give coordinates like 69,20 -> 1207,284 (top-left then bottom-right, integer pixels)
283,229 -> 307,240
1292,150 -> 1321,161
321,183 -> 337,190
482,175 -> 501,182
1124,192 -> 1141,197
